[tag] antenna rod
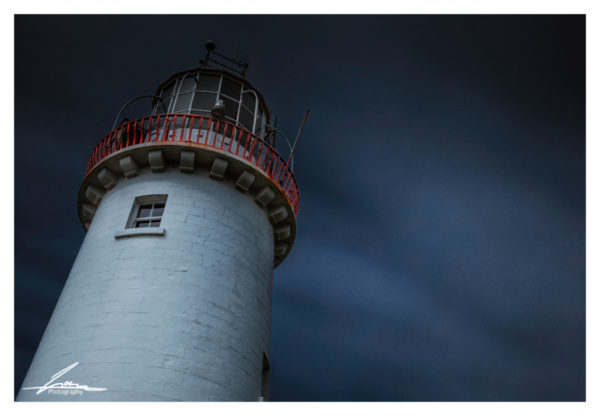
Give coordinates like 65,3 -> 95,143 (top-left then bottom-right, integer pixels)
199,41 -> 248,77
287,108 -> 310,166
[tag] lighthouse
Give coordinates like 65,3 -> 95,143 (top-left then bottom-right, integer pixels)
18,43 -> 300,401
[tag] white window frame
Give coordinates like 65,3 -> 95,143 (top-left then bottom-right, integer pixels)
125,194 -> 168,229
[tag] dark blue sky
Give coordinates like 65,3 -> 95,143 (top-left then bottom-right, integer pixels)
15,15 -> 585,400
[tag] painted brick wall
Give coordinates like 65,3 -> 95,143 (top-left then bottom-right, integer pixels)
18,167 -> 274,401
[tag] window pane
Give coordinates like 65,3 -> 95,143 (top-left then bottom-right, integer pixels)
159,82 -> 175,113
221,97 -> 239,120
161,98 -> 173,113
173,92 -> 193,113
192,92 -> 217,112
255,110 -> 262,134
240,103 -> 254,114
220,77 -> 242,100
135,220 -> 150,228
149,221 -> 160,227
196,74 -> 220,92
152,204 -> 165,217
161,82 -> 174,101
155,97 -> 169,113
179,76 -> 196,93
239,107 -> 253,131
138,205 -> 152,218
242,91 -> 256,111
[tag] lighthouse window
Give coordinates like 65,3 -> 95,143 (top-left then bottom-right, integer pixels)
126,195 -> 168,229
173,92 -> 193,113
179,76 -> 196,93
134,202 -> 165,228
172,76 -> 195,113
256,109 -> 263,134
159,82 -> 176,113
192,92 -> 217,114
239,107 -> 253,131
222,96 -> 238,120
195,74 -> 220,92
220,77 -> 242,100
242,92 -> 255,112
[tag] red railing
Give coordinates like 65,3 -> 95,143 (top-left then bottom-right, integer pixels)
85,114 -> 299,215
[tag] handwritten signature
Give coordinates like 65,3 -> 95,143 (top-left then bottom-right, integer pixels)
22,362 -> 107,395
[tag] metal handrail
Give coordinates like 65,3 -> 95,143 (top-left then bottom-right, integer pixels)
84,113 -> 299,215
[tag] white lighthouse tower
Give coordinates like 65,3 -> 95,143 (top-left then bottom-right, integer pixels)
18,42 -> 300,401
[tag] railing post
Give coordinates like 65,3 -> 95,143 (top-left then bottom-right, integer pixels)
153,115 -> 160,142
129,120 -> 136,147
248,135 -> 257,163
221,123 -> 229,150
179,115 -> 186,141
187,115 -> 195,143
235,128 -> 243,155
145,116 -> 152,144
213,120 -> 220,147
193,116 -> 201,143
162,115 -> 170,142
205,117 -> 213,145
229,125 -> 237,152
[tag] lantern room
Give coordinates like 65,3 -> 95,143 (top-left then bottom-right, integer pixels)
151,67 -> 270,139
